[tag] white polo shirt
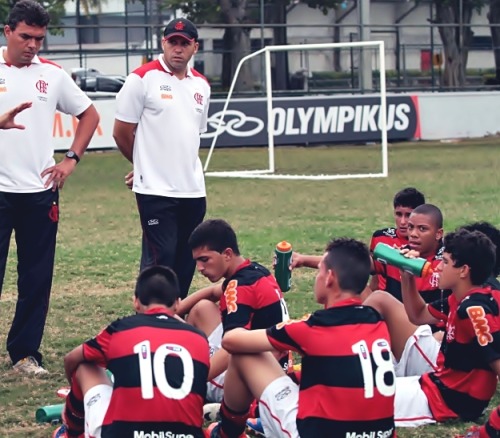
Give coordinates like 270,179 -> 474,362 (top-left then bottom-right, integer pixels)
115,55 -> 210,198
0,48 -> 92,193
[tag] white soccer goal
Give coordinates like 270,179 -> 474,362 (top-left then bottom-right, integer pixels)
203,41 -> 388,180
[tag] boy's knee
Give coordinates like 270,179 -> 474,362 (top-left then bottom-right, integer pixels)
186,300 -> 220,335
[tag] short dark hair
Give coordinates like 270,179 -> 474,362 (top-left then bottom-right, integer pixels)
411,203 -> 443,229
135,266 -> 180,307
7,0 -> 50,30
188,219 -> 240,255
461,222 -> 500,277
324,238 -> 371,294
393,187 -> 425,209
443,229 -> 496,286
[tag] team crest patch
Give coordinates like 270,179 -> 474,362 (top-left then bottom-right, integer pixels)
466,306 -> 493,346
382,228 -> 397,238
429,272 -> 440,288
36,79 -> 48,94
194,92 -> 203,105
225,279 -> 238,314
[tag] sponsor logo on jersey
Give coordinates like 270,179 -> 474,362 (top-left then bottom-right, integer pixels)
161,93 -> 173,99
0,86 -> 7,92
466,306 -> 493,346
160,85 -> 171,91
276,314 -> 310,330
382,228 -> 397,238
134,432 -> 194,438
224,279 -> 238,314
345,428 -> 394,438
148,219 -> 159,226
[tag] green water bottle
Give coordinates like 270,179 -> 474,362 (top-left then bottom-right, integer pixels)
373,243 -> 432,277
35,403 -> 63,424
274,241 -> 293,292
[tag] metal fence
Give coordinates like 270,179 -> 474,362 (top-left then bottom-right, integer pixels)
41,20 -> 500,97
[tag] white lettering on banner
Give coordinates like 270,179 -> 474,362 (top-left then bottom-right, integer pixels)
296,107 -> 315,134
272,107 -> 286,136
285,107 -> 299,135
202,103 -> 413,139
394,104 -> 410,130
362,105 -> 378,131
338,106 -> 356,132
312,106 -> 338,134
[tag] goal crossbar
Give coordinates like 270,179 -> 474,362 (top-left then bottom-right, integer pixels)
204,41 -> 388,181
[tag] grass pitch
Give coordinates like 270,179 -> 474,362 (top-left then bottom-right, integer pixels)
0,140 -> 499,437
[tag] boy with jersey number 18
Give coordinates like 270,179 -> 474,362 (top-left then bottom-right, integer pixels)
207,238 -> 395,438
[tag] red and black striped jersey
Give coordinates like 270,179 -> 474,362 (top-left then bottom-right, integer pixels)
83,308 -> 210,438
370,227 -> 408,291
372,239 -> 449,306
421,287 -> 500,421
220,259 -> 288,333
266,298 -> 395,438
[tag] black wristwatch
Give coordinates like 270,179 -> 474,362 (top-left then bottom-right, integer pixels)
65,150 -> 80,164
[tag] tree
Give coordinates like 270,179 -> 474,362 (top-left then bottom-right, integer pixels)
0,0 -> 67,32
431,0 -> 484,88
165,0 -> 344,91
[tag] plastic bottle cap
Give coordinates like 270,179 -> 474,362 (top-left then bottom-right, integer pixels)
276,241 -> 292,251
421,261 -> 433,278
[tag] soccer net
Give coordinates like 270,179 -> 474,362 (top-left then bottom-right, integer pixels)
203,41 -> 388,181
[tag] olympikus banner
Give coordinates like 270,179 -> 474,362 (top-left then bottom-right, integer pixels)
200,95 -> 421,147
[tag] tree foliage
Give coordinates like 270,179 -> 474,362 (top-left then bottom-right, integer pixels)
0,0 -> 69,34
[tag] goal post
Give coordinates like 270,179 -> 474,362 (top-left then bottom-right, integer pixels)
203,41 -> 388,181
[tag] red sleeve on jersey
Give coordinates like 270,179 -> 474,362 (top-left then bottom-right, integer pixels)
221,275 -> 283,332
39,57 -> 62,68
221,279 -> 255,331
83,323 -> 115,367
190,67 -> 210,85
461,295 -> 500,364
266,316 -> 310,355
132,60 -> 164,78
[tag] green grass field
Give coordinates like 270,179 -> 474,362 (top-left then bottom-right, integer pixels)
0,140 -> 499,437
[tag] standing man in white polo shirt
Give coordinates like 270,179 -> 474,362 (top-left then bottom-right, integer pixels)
113,18 -> 210,299
0,0 -> 100,375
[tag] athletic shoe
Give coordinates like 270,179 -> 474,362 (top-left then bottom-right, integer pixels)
205,422 -> 248,438
52,424 -> 84,438
203,403 -> 221,422
13,356 -> 48,376
246,418 -> 265,436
